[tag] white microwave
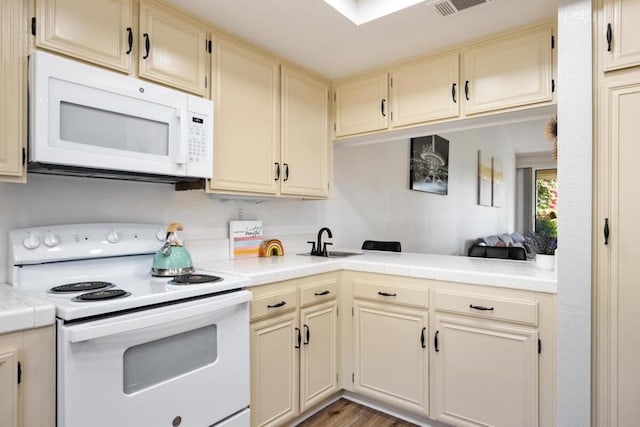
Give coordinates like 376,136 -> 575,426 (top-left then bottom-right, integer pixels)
28,51 -> 213,183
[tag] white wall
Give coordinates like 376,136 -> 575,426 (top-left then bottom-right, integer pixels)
324,126 -> 517,254
557,0 -> 592,425
0,175 -> 325,281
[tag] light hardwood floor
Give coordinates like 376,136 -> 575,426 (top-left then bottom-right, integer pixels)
296,399 -> 418,427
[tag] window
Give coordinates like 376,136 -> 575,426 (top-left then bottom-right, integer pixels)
535,169 -> 557,238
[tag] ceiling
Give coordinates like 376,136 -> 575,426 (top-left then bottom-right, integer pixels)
168,0 -> 558,80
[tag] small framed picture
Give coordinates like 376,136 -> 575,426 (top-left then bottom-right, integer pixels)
410,135 -> 449,195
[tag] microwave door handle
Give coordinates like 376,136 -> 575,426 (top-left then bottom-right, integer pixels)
175,107 -> 188,167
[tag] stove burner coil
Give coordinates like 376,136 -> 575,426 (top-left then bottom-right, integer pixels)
49,281 -> 115,293
168,274 -> 223,285
72,289 -> 131,302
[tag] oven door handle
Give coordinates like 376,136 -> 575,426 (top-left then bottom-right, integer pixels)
67,290 -> 251,343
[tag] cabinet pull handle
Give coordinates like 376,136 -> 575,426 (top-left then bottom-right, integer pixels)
469,304 -> 494,311
604,218 -> 609,245
126,27 -> 133,55
451,83 -> 457,103
303,324 -> 310,345
274,162 -> 280,181
283,163 -> 289,182
606,23 -> 612,52
314,290 -> 330,296
381,99 -> 386,117
377,291 -> 397,297
464,80 -> 470,101
434,330 -> 440,352
143,33 -> 150,59
420,327 -> 426,348
267,301 -> 286,308
295,327 -> 301,349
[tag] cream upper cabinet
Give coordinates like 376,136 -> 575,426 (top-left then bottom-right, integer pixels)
280,66 -> 330,197
0,326 -> 55,427
250,310 -> 300,427
389,52 -> 459,128
299,300 -> 338,411
604,0 -> 640,71
35,0 -> 133,72
462,25 -> 553,115
431,313 -> 539,427
353,299 -> 429,417
0,0 -> 28,183
138,0 -> 209,96
208,38 -> 280,195
333,72 -> 389,137
595,74 -> 640,427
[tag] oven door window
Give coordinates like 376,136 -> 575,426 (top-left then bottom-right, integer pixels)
123,324 -> 217,394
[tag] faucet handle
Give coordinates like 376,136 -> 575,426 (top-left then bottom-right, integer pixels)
307,241 -> 317,255
322,242 -> 333,256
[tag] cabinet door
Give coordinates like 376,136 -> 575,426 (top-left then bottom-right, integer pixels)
390,52 -> 459,127
353,299 -> 428,416
0,0 -> 28,182
0,348 -> 19,427
596,76 -> 640,427
334,72 -> 388,137
138,0 -> 209,96
280,66 -> 329,198
604,0 -> 640,71
462,26 -> 553,115
208,38 -> 280,195
250,311 -> 299,427
300,300 -> 338,411
432,314 -> 538,427
36,0 -> 133,72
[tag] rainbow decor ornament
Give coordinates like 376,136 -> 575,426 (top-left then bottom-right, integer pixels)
259,239 -> 285,257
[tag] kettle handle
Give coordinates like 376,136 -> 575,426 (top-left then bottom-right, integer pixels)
167,223 -> 184,233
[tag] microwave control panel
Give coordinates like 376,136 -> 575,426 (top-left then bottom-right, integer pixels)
188,116 -> 207,164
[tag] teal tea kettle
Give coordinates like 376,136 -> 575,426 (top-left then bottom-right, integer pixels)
151,222 -> 195,277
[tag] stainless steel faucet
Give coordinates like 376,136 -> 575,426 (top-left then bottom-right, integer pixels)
308,227 -> 333,256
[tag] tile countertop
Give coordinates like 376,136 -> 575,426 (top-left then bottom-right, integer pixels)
0,284 -> 56,334
199,251 -> 558,294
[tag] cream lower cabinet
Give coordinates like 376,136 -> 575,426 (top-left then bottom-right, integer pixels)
0,0 -> 28,183
249,273 -> 339,427
431,314 -> 538,427
0,326 -> 55,427
353,299 -> 429,417
251,309 -> 300,427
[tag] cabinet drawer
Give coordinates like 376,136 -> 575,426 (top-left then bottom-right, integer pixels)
434,290 -> 538,326
299,280 -> 338,307
250,288 -> 297,321
353,279 -> 428,308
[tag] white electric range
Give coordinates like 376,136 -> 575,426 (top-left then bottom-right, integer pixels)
8,223 -> 251,427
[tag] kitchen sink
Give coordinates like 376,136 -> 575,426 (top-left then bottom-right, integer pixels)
298,250 -> 364,258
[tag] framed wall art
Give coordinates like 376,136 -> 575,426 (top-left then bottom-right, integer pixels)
410,135 -> 449,195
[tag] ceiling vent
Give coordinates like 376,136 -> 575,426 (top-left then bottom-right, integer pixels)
433,0 -> 492,16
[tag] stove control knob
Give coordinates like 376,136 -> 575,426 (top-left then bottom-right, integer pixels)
106,230 -> 120,244
23,233 -> 41,250
43,232 -> 60,248
156,230 -> 165,241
